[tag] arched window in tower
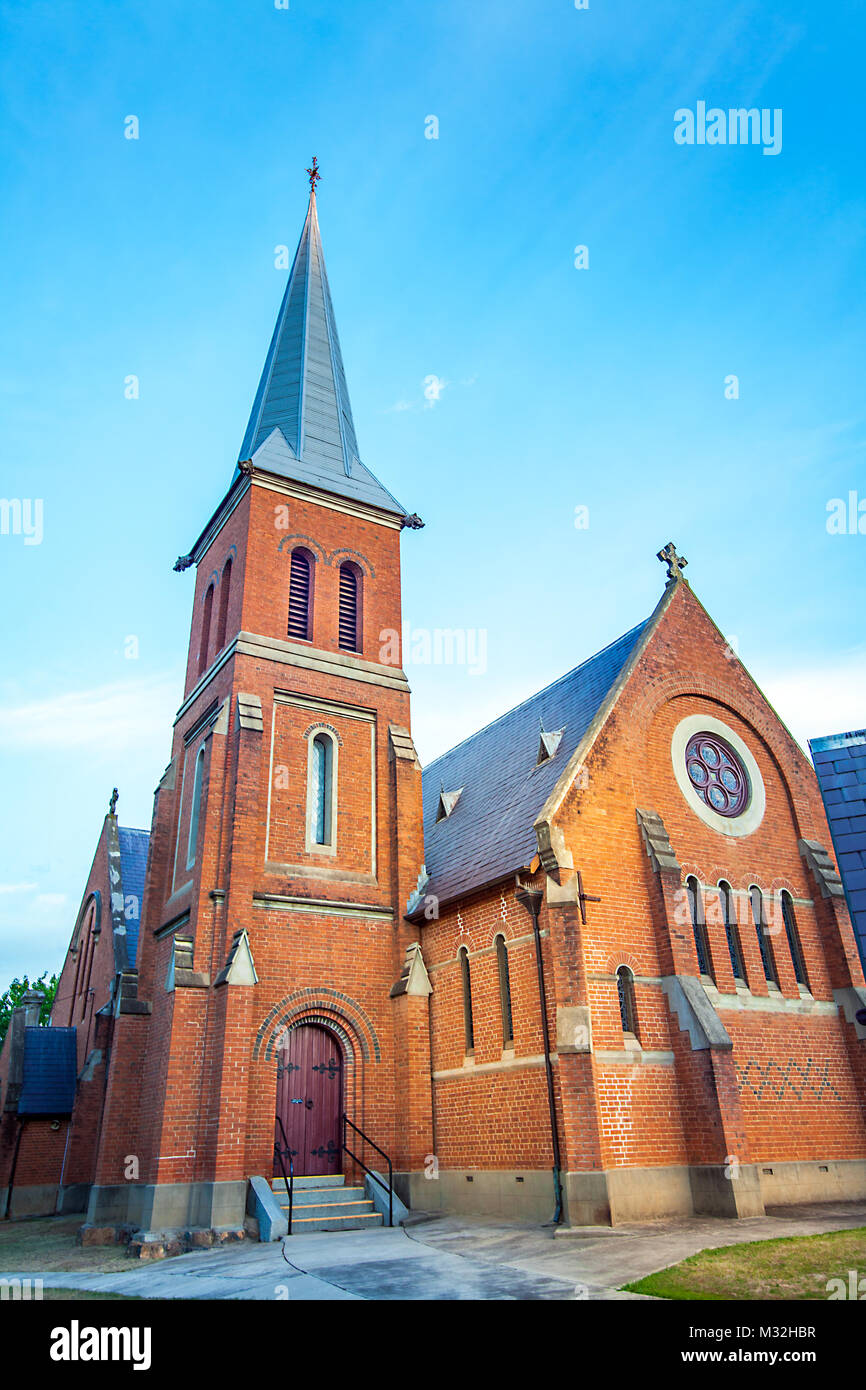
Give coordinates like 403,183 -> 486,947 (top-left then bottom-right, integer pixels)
719,881 -> 746,984
458,946 -> 474,1054
215,557 -> 232,653
686,876 -> 714,981
338,562 -> 361,652
616,965 -> 639,1039
310,732 -> 335,848
750,885 -> 776,984
186,745 -> 206,869
781,890 -> 810,990
198,583 -> 214,675
287,548 -> 313,641
494,934 -> 514,1048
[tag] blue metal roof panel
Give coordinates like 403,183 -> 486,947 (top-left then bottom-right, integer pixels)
810,731 -> 866,971
421,620 -> 649,905
18,1027 -> 77,1115
117,826 -> 149,967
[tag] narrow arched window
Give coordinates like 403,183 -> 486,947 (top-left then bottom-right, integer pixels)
198,583 -> 214,675
186,745 -> 206,869
74,898 -> 98,1018
310,733 -> 334,846
750,885 -> 776,983
288,548 -> 313,641
719,881 -> 746,983
459,946 -> 474,1053
215,557 -> 232,653
495,934 -> 513,1047
686,876 -> 714,981
338,562 -> 361,652
616,965 -> 638,1038
781,891 -> 810,990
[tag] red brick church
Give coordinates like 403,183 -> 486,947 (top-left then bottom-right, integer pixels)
3,173 -> 866,1246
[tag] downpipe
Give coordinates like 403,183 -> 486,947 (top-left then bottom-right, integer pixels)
515,877 -> 563,1226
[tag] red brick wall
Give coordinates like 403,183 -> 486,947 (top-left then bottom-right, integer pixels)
94,476 -> 424,1196
548,580 -> 866,1175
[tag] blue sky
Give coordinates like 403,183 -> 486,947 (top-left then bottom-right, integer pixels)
1,0 -> 864,987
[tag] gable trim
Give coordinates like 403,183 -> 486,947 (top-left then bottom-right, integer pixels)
533,581 -> 679,859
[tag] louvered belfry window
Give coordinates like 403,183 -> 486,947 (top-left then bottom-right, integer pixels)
338,563 -> 360,651
288,549 -> 312,641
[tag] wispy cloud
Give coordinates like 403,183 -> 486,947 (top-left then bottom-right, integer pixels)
0,882 -> 38,895
0,673 -> 182,752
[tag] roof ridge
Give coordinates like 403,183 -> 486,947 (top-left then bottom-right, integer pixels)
422,617 -> 649,773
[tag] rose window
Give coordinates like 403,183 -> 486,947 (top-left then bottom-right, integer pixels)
684,732 -> 749,818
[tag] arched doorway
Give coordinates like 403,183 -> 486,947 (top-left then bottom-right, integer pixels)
274,1023 -> 343,1177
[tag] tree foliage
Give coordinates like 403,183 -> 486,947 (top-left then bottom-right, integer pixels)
0,973 -> 59,1044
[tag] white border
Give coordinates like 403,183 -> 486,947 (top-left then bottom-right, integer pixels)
671,714 -> 765,838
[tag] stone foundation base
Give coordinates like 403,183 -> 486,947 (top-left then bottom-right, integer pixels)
85,1179 -> 248,1233
398,1158 -> 866,1227
0,1182 -> 89,1219
758,1159 -> 866,1207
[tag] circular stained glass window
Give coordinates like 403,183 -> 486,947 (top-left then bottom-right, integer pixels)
684,732 -> 749,818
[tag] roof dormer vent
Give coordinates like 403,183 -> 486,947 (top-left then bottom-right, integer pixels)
435,786 -> 464,822
537,720 -> 564,765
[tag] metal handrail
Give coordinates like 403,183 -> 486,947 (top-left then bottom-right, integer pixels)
342,1113 -> 393,1228
274,1114 -> 295,1236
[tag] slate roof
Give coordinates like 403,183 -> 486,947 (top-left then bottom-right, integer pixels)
810,729 -> 866,971
236,190 -> 409,521
18,1027 -> 77,1115
117,826 -> 149,968
421,619 -> 649,905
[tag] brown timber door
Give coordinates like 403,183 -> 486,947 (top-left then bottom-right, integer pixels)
275,1024 -> 343,1178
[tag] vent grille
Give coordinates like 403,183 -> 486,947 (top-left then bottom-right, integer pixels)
338,565 -> 359,651
287,551 -> 311,640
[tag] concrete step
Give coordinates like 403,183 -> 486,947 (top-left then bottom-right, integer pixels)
291,1187 -> 367,1207
277,1198 -> 377,1221
274,1173 -> 345,1190
288,1210 -> 384,1233
271,1181 -> 364,1202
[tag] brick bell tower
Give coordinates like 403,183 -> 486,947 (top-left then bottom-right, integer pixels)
85,162 -> 433,1239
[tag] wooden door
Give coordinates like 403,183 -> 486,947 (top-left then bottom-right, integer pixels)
274,1024 -> 343,1177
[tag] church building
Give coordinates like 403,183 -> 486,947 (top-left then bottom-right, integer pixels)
2,169 -> 866,1246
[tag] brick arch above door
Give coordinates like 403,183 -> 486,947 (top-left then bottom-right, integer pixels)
253,988 -> 382,1063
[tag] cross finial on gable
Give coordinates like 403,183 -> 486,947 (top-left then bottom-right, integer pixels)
656,541 -> 688,582
109,787 -> 119,817
306,155 -> 321,197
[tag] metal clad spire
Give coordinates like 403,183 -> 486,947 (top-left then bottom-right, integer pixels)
235,160 -> 408,515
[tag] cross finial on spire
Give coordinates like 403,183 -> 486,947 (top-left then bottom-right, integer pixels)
657,541 -> 688,582
306,155 -> 321,197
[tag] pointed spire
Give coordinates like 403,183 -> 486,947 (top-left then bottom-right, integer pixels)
237,162 -> 414,522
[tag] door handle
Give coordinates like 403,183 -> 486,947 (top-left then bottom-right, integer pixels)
305,1098 -> 314,1110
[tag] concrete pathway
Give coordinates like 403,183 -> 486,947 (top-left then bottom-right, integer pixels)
4,1200 -> 864,1301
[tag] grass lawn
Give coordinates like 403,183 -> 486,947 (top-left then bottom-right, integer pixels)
0,1215 -> 132,1275
624,1226 -> 866,1300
